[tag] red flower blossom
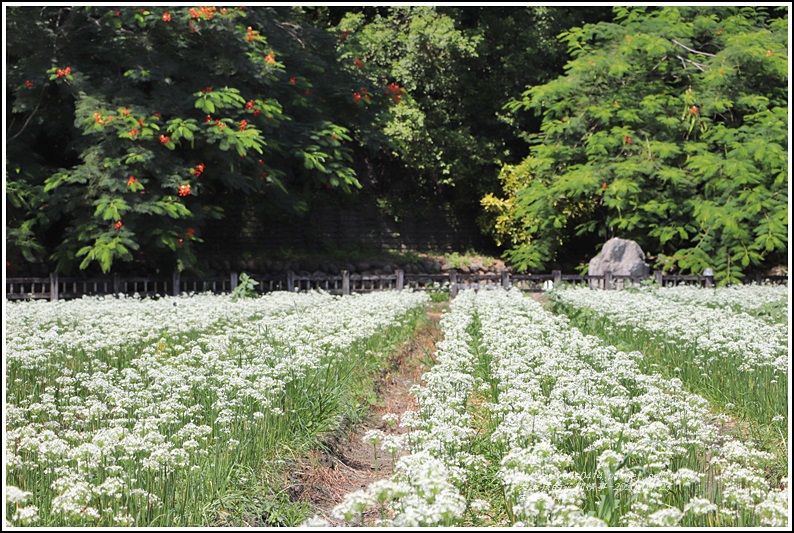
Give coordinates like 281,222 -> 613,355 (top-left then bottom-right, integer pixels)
393,95 -> 400,103
253,109 -> 261,116
766,50 -> 774,56
386,83 -> 404,95
178,184 -> 191,196
264,51 -> 276,64
205,115 -> 213,124
191,163 -> 205,176
56,66 -> 71,78
153,112 -> 162,119
353,92 -> 362,103
289,77 -> 297,83
176,238 -> 184,247
354,58 -> 364,68
185,227 -> 195,237
25,80 -> 33,88
127,175 -> 138,186
129,128 -> 139,137
114,221 -> 123,229
602,182 -> 608,189
93,112 -> 104,124
238,119 -> 248,131
137,119 -> 144,126
162,12 -> 171,22
121,108 -> 130,116
159,135 -> 171,144
245,100 -> 254,109
689,105 -> 699,115
339,30 -> 349,41
624,136 -> 631,144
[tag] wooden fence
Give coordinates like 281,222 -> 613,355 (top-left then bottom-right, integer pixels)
5,270 -> 787,302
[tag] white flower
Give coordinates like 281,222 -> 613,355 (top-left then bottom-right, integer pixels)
382,413 -> 400,427
647,507 -> 683,526
362,429 -> 384,446
5,486 -> 32,505
12,505 -> 40,525
684,497 -> 717,515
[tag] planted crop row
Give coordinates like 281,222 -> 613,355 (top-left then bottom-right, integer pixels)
551,287 -> 788,435
5,290 -> 429,526
323,290 -> 788,527
647,284 -> 789,323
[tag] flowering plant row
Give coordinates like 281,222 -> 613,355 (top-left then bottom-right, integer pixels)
647,283 -> 788,322
552,286 -> 788,372
324,290 -> 788,527
5,290 -> 428,526
551,286 -> 788,429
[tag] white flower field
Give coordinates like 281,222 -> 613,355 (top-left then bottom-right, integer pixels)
4,284 -> 790,527
325,288 -> 789,527
5,291 -> 429,526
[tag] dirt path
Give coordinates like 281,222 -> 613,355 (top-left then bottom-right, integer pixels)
288,302 -> 446,525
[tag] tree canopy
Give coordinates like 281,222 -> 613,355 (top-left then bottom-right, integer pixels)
6,6 -> 395,274
483,6 -> 788,283
5,6 -> 788,282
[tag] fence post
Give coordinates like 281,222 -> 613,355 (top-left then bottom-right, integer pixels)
449,269 -> 458,298
230,272 -> 239,292
49,272 -> 59,302
605,271 -> 613,290
705,275 -> 714,289
342,270 -> 350,295
172,271 -> 180,296
113,273 -> 121,296
654,270 -> 663,287
552,270 -> 561,288
501,270 -> 510,290
396,269 -> 404,291
287,271 -> 295,292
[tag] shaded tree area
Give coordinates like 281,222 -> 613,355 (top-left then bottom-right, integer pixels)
6,6 -> 392,275
6,6 -> 786,282
308,6 -> 612,233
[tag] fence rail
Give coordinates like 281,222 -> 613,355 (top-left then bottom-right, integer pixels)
5,270 -> 788,301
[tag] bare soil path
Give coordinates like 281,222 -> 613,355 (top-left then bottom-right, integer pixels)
288,301 -> 446,525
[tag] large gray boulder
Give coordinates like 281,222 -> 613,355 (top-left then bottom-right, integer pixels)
588,238 -> 649,280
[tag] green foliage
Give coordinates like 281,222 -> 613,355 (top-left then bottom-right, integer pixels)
230,272 -> 259,301
6,6 -> 395,274
484,6 -> 788,279
324,7 -> 612,219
